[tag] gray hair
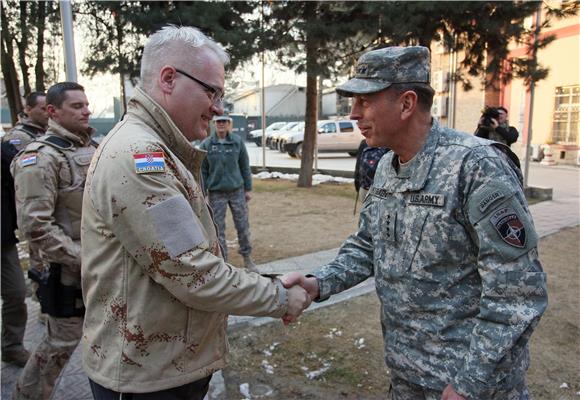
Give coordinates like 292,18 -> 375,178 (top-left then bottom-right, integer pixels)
388,83 -> 435,112
140,25 -> 230,91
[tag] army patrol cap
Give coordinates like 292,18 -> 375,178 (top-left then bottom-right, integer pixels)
213,115 -> 232,122
336,46 -> 431,97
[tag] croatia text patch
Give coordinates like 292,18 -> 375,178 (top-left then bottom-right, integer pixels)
20,153 -> 37,167
133,152 -> 166,174
490,207 -> 526,248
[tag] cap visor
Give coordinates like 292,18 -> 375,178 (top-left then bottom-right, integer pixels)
336,78 -> 392,97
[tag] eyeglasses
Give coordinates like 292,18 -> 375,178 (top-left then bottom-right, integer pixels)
174,68 -> 224,106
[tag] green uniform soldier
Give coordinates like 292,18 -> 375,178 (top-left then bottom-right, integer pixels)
200,115 -> 257,271
283,46 -> 547,400
11,82 -> 96,400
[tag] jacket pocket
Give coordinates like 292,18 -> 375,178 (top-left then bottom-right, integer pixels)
373,200 -> 429,279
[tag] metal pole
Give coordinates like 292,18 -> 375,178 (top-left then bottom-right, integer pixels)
260,1 -> 266,170
59,0 -> 77,82
314,76 -> 320,173
523,4 -> 542,188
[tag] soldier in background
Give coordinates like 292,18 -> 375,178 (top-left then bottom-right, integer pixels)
1,140 -> 30,367
11,82 -> 96,400
199,115 -> 258,272
283,46 -> 547,400
1,92 -> 49,344
2,91 -> 48,151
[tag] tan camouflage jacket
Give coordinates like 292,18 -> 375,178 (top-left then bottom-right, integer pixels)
2,115 -> 46,152
81,87 -> 288,393
11,119 -> 95,287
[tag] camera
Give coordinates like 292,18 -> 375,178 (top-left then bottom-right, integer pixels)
480,106 -> 500,128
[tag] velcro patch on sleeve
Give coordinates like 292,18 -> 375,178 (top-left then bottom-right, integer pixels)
133,151 -> 166,174
20,153 -> 37,167
147,195 -> 206,258
489,206 -> 527,248
9,139 -> 21,145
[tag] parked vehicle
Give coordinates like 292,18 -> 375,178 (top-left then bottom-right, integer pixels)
282,119 -> 363,158
247,121 -> 288,146
268,121 -> 302,149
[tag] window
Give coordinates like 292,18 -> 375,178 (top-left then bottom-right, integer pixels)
339,122 -> 354,132
319,123 -> 337,133
552,85 -> 579,145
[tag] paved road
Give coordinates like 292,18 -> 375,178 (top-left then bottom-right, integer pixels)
247,142 -> 358,171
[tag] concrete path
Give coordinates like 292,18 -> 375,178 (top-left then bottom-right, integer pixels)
1,164 -> 578,399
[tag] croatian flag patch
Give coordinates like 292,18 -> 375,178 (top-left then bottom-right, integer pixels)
20,153 -> 37,167
133,151 -> 166,174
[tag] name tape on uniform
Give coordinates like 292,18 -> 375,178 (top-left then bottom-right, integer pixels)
370,187 -> 389,198
133,151 -> 166,174
408,193 -> 445,207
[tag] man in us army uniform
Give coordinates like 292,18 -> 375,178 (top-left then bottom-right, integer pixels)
10,82 -> 95,399
1,92 -> 48,367
283,46 -> 547,400
81,26 -> 309,400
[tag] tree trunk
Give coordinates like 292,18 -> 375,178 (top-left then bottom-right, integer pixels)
116,11 -> 127,113
297,1 -> 318,188
17,1 -> 31,94
34,1 -> 46,91
2,37 -> 23,124
1,2 -> 23,124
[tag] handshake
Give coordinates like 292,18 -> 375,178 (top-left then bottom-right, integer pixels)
279,272 -> 320,326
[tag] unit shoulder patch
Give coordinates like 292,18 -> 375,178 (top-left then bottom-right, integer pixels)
20,153 -> 37,167
478,190 -> 505,213
133,151 -> 166,174
490,206 -> 527,248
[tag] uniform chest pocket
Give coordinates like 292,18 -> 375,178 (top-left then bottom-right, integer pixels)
371,199 -> 429,279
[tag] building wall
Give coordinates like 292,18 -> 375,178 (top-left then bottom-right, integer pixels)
506,15 -> 580,161
431,48 -> 485,133
232,84 -> 306,117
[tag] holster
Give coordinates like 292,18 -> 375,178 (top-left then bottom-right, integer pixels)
27,263 -> 85,317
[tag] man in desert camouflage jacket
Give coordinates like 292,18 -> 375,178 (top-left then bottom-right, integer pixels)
283,46 -> 547,400
81,25 -> 310,400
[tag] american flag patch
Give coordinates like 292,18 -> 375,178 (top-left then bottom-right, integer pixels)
133,152 -> 166,174
20,153 -> 37,167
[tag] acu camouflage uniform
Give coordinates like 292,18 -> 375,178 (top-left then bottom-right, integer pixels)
81,87 -> 288,394
10,119 -> 96,400
313,120 -> 547,400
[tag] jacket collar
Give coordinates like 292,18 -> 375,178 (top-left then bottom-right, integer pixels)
127,87 -> 206,172
18,115 -> 46,132
46,119 -> 95,146
382,119 -> 440,193
209,132 -> 233,143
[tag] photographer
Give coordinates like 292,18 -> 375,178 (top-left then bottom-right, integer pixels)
475,106 -> 519,147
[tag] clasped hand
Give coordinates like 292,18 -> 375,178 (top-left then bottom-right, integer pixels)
279,272 -> 320,325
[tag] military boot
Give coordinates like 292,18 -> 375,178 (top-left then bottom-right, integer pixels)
243,256 -> 259,273
1,348 -> 30,367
